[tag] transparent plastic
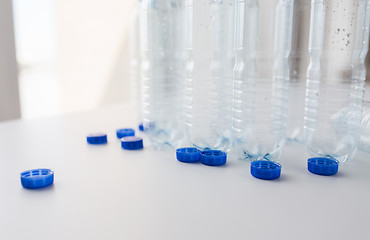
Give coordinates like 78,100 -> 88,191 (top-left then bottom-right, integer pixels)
287,0 -> 311,144
359,101 -> 370,153
129,4 -> 142,125
140,0 -> 186,149
304,0 -> 370,162
184,0 -> 235,151
232,0 -> 294,162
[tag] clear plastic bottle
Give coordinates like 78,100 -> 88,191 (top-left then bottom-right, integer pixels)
232,0 -> 294,162
129,1 -> 142,127
287,0 -> 311,145
304,0 -> 370,163
359,101 -> 370,153
184,0 -> 235,151
139,0 -> 186,149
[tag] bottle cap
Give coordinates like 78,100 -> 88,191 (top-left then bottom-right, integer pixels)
121,136 -> 143,150
307,157 -> 339,176
176,147 -> 201,163
200,150 -> 227,166
87,133 -> 107,144
138,123 -> 144,132
116,128 -> 135,138
251,160 -> 281,180
20,169 -> 54,189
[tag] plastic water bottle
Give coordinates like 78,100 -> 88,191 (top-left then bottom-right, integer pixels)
287,0 -> 311,144
359,101 -> 370,153
140,0 -> 186,149
233,0 -> 294,162
129,2 -> 142,128
184,0 -> 235,151
304,0 -> 370,172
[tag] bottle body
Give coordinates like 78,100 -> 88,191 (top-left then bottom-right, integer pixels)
304,0 -> 370,162
287,0 -> 311,144
129,5 -> 142,125
232,0 -> 294,162
140,0 -> 186,149
184,0 -> 235,151
360,101 -> 370,153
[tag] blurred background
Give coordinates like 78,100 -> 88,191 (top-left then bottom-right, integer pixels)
0,0 -> 369,121
0,0 -> 138,120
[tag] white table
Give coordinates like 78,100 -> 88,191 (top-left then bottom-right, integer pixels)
0,104 -> 369,240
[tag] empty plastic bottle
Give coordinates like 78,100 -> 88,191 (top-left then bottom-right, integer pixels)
304,0 -> 370,167
129,1 -> 142,128
287,0 -> 311,145
232,0 -> 294,162
359,101 -> 370,153
184,0 -> 235,151
139,0 -> 186,149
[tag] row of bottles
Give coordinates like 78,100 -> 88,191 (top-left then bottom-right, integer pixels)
130,0 -> 370,175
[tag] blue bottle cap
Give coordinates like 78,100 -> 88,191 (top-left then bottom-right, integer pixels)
138,123 -> 144,132
176,147 -> 201,163
20,169 -> 54,189
121,136 -> 143,150
116,128 -> 135,138
307,157 -> 339,176
200,150 -> 227,166
87,133 -> 107,144
251,160 -> 281,180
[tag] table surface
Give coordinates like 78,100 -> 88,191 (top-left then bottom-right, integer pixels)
0,104 -> 369,240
